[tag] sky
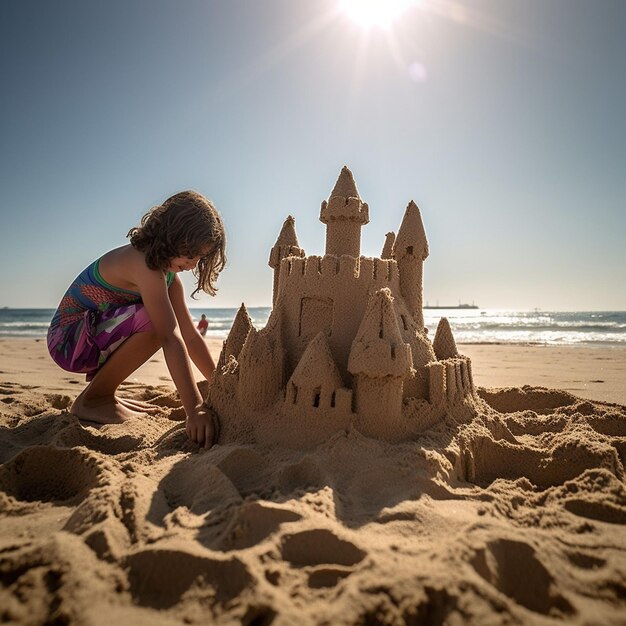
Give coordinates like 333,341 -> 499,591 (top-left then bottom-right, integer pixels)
1,0 -> 625,311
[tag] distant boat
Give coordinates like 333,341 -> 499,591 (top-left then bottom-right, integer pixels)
424,303 -> 479,310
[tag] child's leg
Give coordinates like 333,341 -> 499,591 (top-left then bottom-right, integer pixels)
71,329 -> 161,423
67,303 -> 165,423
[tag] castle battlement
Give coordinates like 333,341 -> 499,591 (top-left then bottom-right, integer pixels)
320,196 -> 369,223
279,255 -> 400,291
425,356 -> 474,407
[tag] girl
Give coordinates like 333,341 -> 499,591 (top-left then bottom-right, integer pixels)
47,190 -> 226,448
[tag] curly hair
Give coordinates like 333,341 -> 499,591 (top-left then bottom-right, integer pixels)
128,190 -> 226,298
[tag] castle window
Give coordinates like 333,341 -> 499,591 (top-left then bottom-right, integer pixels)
407,246 -> 414,255
401,314 -> 407,330
291,383 -> 298,404
313,388 -> 321,408
330,391 -> 336,408
299,297 -> 334,340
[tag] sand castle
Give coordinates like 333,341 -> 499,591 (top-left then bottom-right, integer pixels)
208,167 -> 478,446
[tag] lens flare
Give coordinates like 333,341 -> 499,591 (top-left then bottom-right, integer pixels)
339,0 -> 417,29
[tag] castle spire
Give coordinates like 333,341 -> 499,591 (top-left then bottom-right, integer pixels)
320,166 -> 369,257
330,165 -> 360,199
433,317 -> 459,360
394,201 -> 428,260
217,303 -> 253,370
381,232 -> 395,260
393,201 -> 429,327
268,216 -> 305,305
348,288 -> 412,378
224,304 -> 253,360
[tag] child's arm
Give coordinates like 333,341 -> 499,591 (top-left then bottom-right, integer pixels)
168,276 -> 216,382
135,267 -> 213,444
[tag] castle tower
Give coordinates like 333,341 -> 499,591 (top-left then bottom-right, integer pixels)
237,328 -> 284,411
217,303 -> 254,369
393,201 -> 429,328
381,232 -> 395,259
285,332 -> 344,412
268,216 -> 305,305
319,166 -> 369,257
348,288 -> 412,438
433,317 -> 458,360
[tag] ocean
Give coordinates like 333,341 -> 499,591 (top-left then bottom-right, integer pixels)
1,308 -> 625,346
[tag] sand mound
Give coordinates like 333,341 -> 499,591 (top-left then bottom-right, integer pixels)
1,381 -> 626,625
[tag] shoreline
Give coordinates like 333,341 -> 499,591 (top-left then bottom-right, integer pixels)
1,338 -> 624,405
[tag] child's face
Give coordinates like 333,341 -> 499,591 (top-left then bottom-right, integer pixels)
167,244 -> 213,274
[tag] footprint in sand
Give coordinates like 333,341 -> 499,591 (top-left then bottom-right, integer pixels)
470,538 -> 574,616
478,387 -> 576,415
565,551 -> 606,570
216,502 -> 302,550
463,434 -> 621,489
217,448 -> 271,495
45,393 -> 72,410
280,528 -> 366,567
52,424 -> 145,456
307,565 -> 355,588
564,498 -> 626,525
276,456 -> 324,493
125,548 -> 252,610
0,446 -> 107,505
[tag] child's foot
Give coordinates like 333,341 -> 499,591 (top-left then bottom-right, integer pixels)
117,397 -> 162,414
70,389 -> 141,424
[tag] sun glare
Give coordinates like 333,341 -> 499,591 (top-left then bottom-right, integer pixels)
339,0 -> 417,29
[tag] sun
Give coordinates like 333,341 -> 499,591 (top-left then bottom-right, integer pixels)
338,0 -> 417,29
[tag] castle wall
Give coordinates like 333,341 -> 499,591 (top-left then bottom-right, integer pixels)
285,382 -> 353,421
425,356 -> 474,406
353,375 -> 404,439
275,254 -> 402,379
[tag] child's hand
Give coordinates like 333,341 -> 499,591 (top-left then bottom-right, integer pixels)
186,405 -> 219,448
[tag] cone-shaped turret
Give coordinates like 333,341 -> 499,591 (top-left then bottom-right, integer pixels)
394,201 -> 428,261
320,166 -> 369,257
238,328 -> 283,410
393,201 -> 428,327
381,232 -> 395,260
216,303 -> 253,370
330,165 -> 360,199
349,289 -> 412,436
269,216 -> 305,305
224,304 -> 253,360
268,216 -> 302,268
348,288 -> 412,378
433,317 -> 459,361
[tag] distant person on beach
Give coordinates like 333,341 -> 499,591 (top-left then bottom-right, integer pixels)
47,191 -> 226,447
196,314 -> 209,337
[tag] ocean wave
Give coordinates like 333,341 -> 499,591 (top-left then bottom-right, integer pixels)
2,309 -> 625,345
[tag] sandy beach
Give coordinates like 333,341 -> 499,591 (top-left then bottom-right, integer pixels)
1,337 -> 625,625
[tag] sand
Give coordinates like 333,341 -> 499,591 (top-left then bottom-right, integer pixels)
2,168 -> 625,624
462,344 -> 626,406
1,337 -> 625,625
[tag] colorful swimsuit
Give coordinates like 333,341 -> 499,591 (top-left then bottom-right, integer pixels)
47,258 -> 174,380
